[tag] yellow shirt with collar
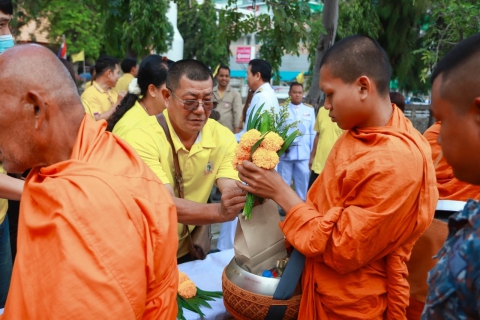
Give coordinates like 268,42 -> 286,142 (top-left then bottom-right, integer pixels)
112,101 -> 149,138
81,81 -> 118,119
122,110 -> 240,258
311,107 -> 344,174
0,164 -> 9,225
114,73 -> 134,95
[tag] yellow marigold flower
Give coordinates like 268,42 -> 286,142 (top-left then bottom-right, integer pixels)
178,280 -> 197,299
252,147 -> 279,170
239,129 -> 261,149
261,132 -> 284,151
232,145 -> 252,170
178,271 -> 189,284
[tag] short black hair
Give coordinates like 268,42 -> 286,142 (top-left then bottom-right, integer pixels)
94,56 -> 119,77
120,58 -> 137,74
166,59 -> 213,91
218,65 -> 230,74
0,0 -> 13,15
389,92 -> 405,113
289,82 -> 303,92
320,35 -> 392,96
431,33 -> 480,84
249,59 -> 272,83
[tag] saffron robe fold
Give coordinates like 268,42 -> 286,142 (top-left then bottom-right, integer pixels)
281,106 -> 438,319
424,121 -> 480,201
2,116 -> 178,319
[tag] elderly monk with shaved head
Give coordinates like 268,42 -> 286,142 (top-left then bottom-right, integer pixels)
237,35 -> 438,319
0,44 -> 178,319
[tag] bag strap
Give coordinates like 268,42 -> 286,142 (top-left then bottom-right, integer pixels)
434,150 -> 443,169
156,113 -> 191,240
264,249 -> 305,320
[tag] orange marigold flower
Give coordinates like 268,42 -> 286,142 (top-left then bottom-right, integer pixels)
179,271 -> 189,284
252,147 -> 279,170
178,280 -> 197,299
239,129 -> 261,149
261,132 -> 284,151
232,145 -> 251,170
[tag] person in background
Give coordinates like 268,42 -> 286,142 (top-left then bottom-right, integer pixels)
0,44 -> 178,319
213,65 -> 243,133
81,56 -> 125,121
114,57 -> 138,94
236,59 -> 279,139
308,106 -> 343,189
278,82 -> 315,201
84,64 -> 95,90
389,91 -> 405,113
108,55 -> 169,136
422,33 -> 480,319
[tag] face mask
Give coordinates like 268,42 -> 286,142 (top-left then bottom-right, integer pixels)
0,34 -> 14,54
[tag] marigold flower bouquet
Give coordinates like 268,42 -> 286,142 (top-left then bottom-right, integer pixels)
233,100 -> 300,219
177,271 -> 223,320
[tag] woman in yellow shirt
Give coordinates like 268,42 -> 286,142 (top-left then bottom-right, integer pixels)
107,55 -> 172,134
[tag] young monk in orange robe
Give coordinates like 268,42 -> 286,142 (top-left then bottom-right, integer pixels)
424,121 -> 480,201
0,45 -> 178,319
236,35 -> 438,319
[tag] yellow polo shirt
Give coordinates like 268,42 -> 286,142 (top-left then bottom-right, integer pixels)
0,164 -> 9,225
114,73 -> 134,95
311,107 -> 344,174
121,110 -> 239,258
112,101 -> 148,138
81,81 -> 118,119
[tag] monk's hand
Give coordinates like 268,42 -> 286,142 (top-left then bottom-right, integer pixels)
236,160 -> 285,201
218,185 -> 247,222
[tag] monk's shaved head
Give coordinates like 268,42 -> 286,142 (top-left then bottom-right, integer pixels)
0,44 -> 82,113
320,35 -> 392,96
431,33 -> 480,114
0,44 -> 85,172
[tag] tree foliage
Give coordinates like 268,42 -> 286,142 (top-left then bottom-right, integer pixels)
414,0 -> 480,82
99,0 -> 173,58
177,0 -> 228,69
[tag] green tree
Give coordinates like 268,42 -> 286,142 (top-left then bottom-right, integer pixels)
415,0 -> 480,82
41,0 -> 102,59
100,0 -> 173,58
177,0 -> 228,69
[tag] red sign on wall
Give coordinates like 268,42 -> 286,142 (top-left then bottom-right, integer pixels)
236,46 -> 253,63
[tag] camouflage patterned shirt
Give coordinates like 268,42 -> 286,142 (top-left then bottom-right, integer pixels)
422,199 -> 480,319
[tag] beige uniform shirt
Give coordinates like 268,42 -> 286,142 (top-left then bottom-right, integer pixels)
213,85 -> 243,132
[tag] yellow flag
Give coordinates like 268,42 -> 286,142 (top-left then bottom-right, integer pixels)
212,64 -> 220,77
295,72 -> 304,84
71,50 -> 85,63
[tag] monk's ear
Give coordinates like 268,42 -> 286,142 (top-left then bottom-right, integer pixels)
357,76 -> 371,101
25,90 -> 46,130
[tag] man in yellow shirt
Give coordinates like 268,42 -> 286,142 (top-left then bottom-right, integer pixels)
308,106 -> 343,188
114,57 -> 137,94
120,59 -> 246,262
81,56 -> 125,121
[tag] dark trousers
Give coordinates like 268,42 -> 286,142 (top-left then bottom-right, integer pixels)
0,215 -> 12,308
308,171 -> 319,190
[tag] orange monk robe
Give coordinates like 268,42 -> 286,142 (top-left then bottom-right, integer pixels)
280,106 -> 438,320
2,116 -> 178,320
424,121 -> 480,200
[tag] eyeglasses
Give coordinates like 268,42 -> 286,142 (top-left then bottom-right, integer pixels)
167,87 -> 218,111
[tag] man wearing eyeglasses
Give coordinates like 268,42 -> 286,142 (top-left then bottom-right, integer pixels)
121,59 -> 246,263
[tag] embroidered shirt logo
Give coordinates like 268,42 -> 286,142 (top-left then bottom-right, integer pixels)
204,161 -> 214,175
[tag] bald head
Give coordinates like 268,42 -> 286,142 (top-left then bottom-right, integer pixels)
0,44 -> 83,114
431,33 -> 480,113
0,45 -> 85,172
320,35 -> 392,96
